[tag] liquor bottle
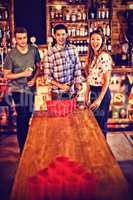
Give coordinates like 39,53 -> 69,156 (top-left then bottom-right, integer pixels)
0,10 -> 2,19
106,8 -> 109,19
71,27 -> 76,37
59,10 -> 63,20
106,37 -> 111,52
77,9 -> 82,21
88,0 -> 96,19
103,23 -> 106,36
80,25 -> 85,37
89,22 -> 93,33
77,40 -> 80,54
82,9 -> 87,21
106,24 -> 111,37
101,3 -> 106,19
76,26 -> 80,36
4,9 -> 8,19
54,11 -> 58,20
97,3 -> 101,19
84,40 -> 88,54
84,25 -> 88,36
68,27 -> 71,36
71,12 -> 77,22
80,40 -> 83,54
66,10 -> 70,21
50,8 -> 55,20
0,28 -> 2,39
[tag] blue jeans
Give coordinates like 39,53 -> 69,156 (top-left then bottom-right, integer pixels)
51,92 -> 71,100
90,86 -> 111,137
12,92 -> 35,153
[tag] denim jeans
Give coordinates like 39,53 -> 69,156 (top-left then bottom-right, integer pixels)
12,91 -> 35,153
90,86 -> 111,137
51,92 -> 71,100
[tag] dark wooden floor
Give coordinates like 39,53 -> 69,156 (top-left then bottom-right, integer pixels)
0,112 -> 133,200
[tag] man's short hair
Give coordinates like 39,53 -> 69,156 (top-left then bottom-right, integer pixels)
14,27 -> 27,36
53,24 -> 68,34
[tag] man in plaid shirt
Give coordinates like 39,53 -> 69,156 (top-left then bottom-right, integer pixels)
44,24 -> 82,100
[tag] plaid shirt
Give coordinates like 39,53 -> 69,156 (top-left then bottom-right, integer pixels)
44,44 -> 82,93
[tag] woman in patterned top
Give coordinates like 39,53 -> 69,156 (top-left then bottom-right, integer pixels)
85,28 -> 113,138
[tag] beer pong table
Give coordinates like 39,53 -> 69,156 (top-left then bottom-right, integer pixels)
11,109 -> 129,200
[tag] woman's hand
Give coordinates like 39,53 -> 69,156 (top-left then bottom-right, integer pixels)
89,97 -> 102,110
84,93 -> 89,106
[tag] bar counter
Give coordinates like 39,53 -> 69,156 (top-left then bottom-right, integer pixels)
11,109 -> 129,200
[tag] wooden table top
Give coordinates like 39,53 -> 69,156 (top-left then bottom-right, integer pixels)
11,109 -> 129,200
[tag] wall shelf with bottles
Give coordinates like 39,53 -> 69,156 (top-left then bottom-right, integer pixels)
88,0 -> 112,52
0,2 -> 11,46
46,0 -> 89,69
46,0 -> 113,70
0,0 -> 14,67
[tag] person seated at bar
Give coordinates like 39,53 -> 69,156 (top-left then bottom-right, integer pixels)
85,28 -> 113,138
44,23 -> 82,100
3,27 -> 41,154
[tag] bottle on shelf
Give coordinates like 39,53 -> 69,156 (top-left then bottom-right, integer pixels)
97,0 -> 111,20
82,9 -> 87,21
106,37 -> 111,52
77,9 -> 82,21
71,11 -> 77,22
50,7 -> 55,20
88,0 -> 96,19
0,10 -> 2,20
106,23 -> 111,37
65,10 -> 70,21
0,28 -> 2,40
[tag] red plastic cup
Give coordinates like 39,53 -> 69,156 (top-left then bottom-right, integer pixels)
80,172 -> 97,200
66,160 -> 81,170
37,168 -> 48,178
54,156 -> 72,177
55,156 -> 69,163
71,165 -> 85,176
27,176 -> 46,200
48,162 -> 57,177
46,175 -> 63,200
63,175 -> 80,200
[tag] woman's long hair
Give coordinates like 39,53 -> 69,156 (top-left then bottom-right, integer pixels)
85,28 -> 105,76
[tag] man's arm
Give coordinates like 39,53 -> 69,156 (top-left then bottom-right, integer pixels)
27,62 -> 40,87
4,68 -> 32,80
73,48 -> 82,91
51,79 -> 70,91
28,47 -> 41,87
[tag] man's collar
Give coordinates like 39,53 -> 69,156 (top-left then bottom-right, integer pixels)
55,43 -> 68,50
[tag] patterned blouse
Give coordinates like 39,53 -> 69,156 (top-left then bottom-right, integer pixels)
87,51 -> 112,86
